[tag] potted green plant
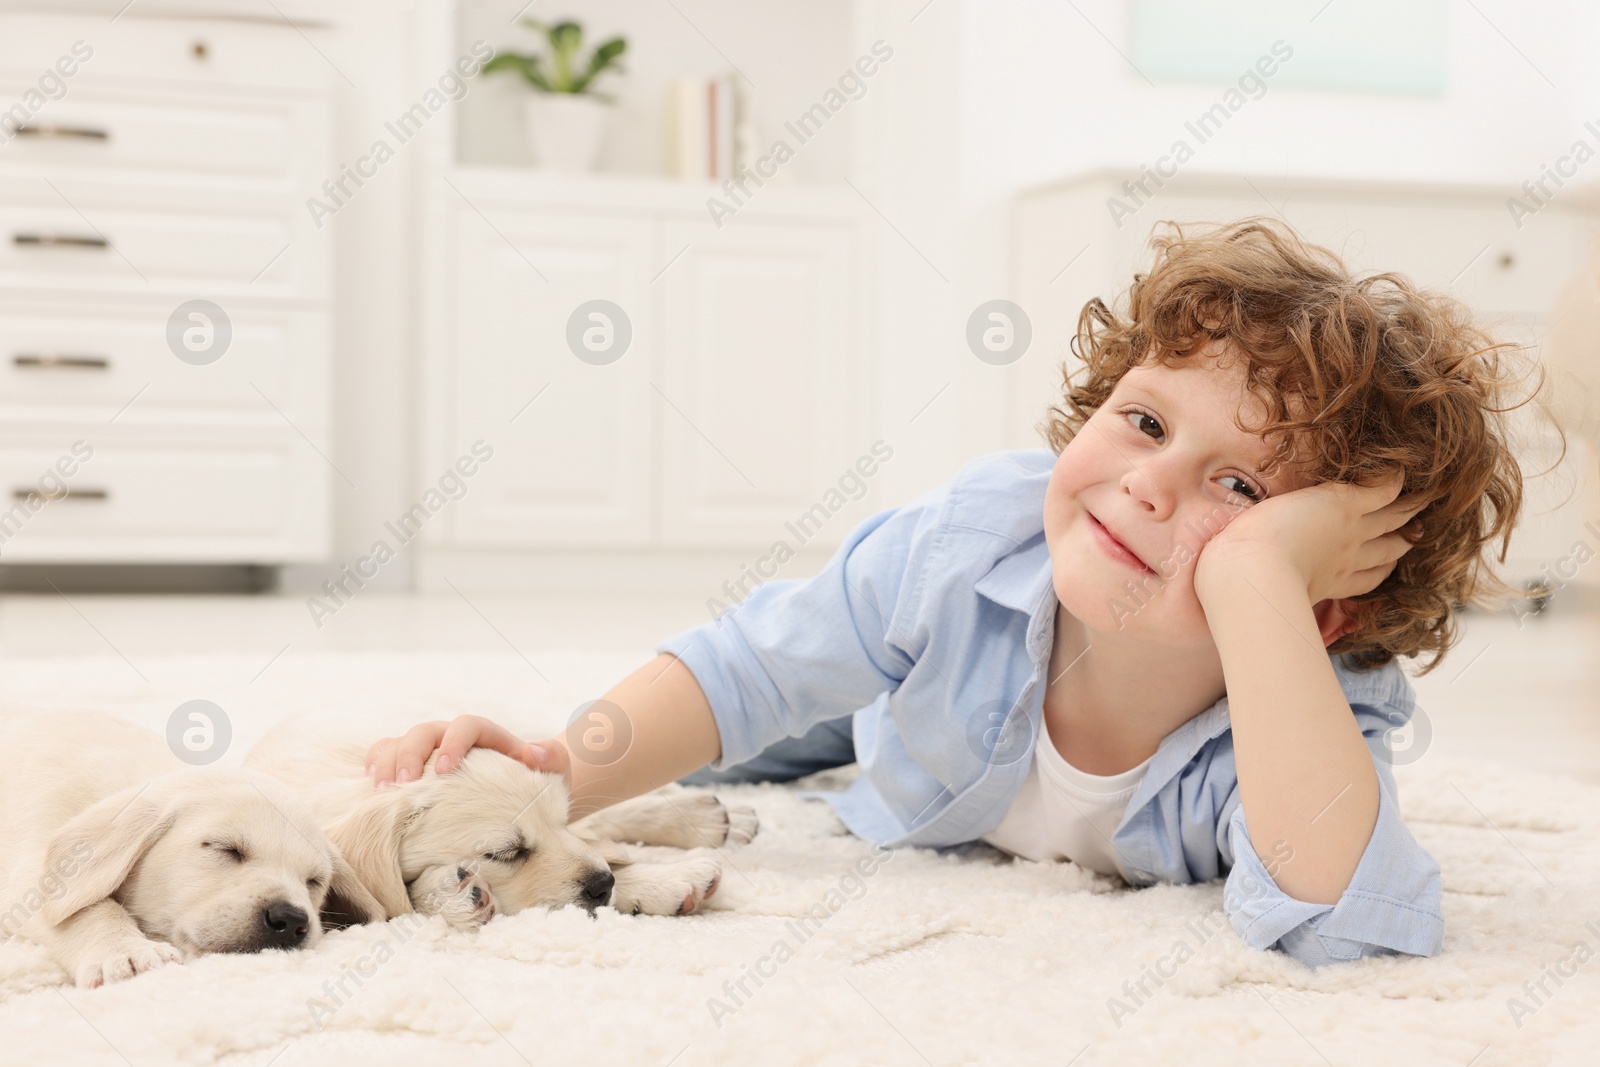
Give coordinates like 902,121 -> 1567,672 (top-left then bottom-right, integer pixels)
484,18 -> 628,172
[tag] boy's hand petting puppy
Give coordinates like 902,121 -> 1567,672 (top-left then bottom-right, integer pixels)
1194,470 -> 1429,619
366,714 -> 568,792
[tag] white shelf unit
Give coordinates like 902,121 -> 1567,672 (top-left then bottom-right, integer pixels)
415,167 -> 876,593
412,0 -> 884,595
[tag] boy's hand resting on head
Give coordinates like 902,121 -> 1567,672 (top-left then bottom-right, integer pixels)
365,714 -> 570,792
1194,470 -> 1428,609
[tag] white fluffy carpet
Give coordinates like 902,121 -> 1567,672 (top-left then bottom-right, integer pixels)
2,650 -> 1597,1066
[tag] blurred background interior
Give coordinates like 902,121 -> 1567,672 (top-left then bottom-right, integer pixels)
0,0 -> 1594,777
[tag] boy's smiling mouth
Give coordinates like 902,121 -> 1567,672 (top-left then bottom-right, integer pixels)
1087,511 -> 1156,575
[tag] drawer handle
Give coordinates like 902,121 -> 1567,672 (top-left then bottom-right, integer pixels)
13,353 -> 110,370
13,487 -> 107,502
13,233 -> 109,249
14,124 -> 109,142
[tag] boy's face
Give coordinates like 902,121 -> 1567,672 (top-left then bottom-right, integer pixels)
1044,344 -> 1312,646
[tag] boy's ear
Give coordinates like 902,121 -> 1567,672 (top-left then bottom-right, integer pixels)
1313,598 -> 1369,648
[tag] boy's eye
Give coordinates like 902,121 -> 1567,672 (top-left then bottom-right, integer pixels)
1121,407 -> 1164,441
1219,475 -> 1263,503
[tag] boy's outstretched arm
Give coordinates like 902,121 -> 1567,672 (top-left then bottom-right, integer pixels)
366,652 -> 722,820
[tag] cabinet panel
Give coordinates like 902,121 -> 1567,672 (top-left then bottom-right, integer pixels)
0,86 -> 308,183
0,299 -> 325,424
449,206 -> 653,547
0,434 -> 299,562
0,198 -> 296,293
658,219 -> 862,548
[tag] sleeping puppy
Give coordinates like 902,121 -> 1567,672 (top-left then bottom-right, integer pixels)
0,708 -> 385,988
245,714 -> 759,927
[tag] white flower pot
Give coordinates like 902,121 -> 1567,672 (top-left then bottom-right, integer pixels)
522,94 -> 610,172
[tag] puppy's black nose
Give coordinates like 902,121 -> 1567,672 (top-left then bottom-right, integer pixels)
581,869 -> 614,908
262,901 -> 310,948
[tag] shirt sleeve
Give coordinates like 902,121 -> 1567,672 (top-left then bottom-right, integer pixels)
652,487 -> 944,772
1215,702 -> 1445,968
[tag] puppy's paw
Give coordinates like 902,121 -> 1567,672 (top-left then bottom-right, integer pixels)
77,939 -> 183,989
409,864 -> 497,930
613,849 -> 724,917
723,802 -> 759,846
678,792 -> 759,848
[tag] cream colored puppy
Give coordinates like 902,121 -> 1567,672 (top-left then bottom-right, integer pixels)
0,709 -> 385,989
246,713 -> 759,927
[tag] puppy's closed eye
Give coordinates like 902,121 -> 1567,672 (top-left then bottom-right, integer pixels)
481,846 -> 532,864
205,841 -> 247,863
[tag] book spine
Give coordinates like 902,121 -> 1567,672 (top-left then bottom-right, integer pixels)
707,79 -> 718,179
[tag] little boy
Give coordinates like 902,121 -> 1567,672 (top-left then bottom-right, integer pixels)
370,217 -> 1543,967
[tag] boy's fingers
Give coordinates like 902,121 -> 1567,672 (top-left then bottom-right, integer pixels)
436,715 -> 530,777
390,720 -> 449,786
525,737 -> 575,792
523,736 -> 571,780
365,737 -> 398,787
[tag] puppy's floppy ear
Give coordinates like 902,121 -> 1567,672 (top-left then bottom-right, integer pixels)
320,843 -> 390,930
38,783 -> 180,927
585,836 -> 634,870
324,791 -> 415,918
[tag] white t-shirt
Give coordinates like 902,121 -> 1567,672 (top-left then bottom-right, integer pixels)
980,709 -> 1153,876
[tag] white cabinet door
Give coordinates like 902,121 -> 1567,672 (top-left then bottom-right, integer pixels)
449,206 -> 654,547
657,219 -> 861,548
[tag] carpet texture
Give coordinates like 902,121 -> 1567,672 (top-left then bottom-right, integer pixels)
0,650 -> 1596,1066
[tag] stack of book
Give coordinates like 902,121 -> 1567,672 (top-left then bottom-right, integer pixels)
668,72 -> 754,181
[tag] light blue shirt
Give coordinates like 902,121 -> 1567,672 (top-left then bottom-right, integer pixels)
655,449 -> 1445,968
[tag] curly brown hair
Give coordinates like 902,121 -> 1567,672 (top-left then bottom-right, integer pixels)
1038,216 -> 1561,676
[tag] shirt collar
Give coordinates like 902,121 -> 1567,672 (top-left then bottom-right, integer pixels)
973,533 -> 1054,618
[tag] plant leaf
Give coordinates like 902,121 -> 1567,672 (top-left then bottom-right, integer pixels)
481,53 -> 523,76
548,22 -> 582,57
485,54 -> 550,91
521,57 -> 552,92
569,38 -> 627,94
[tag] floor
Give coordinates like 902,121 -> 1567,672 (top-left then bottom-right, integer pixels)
0,589 -> 1595,784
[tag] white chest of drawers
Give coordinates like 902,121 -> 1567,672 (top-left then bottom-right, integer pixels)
0,11 -> 333,563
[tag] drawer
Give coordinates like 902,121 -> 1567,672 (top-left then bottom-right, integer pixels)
0,84 -> 317,184
0,438 -> 296,561
0,13 -> 333,94
0,301 -> 327,422
0,197 -> 307,296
